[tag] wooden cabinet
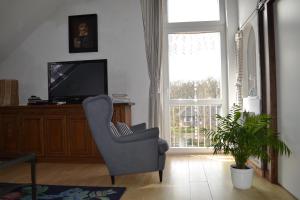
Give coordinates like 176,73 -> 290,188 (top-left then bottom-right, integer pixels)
44,115 -> 67,157
0,114 -> 19,156
67,115 -> 93,157
0,103 -> 133,163
20,115 -> 44,156
112,104 -> 132,125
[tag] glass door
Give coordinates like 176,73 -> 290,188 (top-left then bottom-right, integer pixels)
168,33 -> 223,148
163,0 -> 227,151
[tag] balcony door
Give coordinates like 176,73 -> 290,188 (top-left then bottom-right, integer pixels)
163,0 -> 227,152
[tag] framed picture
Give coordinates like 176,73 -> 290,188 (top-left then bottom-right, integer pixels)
68,14 -> 98,53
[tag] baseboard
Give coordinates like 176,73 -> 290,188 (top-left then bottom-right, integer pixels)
166,147 -> 214,154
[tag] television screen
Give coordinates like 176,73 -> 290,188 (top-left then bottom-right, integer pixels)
48,59 -> 108,103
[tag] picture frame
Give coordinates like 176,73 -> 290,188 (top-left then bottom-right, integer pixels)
68,14 -> 98,53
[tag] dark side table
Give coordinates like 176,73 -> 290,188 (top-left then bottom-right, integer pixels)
0,153 -> 36,200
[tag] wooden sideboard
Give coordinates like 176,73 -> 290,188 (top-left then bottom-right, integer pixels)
0,103 -> 133,163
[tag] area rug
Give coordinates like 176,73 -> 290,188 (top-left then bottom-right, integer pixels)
0,183 -> 126,200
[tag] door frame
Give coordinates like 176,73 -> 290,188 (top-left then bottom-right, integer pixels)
258,0 -> 278,183
161,0 -> 228,152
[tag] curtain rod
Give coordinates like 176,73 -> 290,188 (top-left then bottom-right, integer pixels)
238,8 -> 258,32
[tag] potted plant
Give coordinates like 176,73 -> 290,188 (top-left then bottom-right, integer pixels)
203,105 -> 291,189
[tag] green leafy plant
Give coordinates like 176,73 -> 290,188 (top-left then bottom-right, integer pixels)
203,105 -> 291,169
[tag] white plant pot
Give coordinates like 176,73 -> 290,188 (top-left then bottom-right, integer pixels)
230,165 -> 254,190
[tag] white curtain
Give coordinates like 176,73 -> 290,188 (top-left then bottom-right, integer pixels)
140,0 -> 163,129
235,30 -> 243,107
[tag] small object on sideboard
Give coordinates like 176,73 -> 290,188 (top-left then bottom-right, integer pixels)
0,80 -> 19,106
27,95 -> 49,105
111,93 -> 131,103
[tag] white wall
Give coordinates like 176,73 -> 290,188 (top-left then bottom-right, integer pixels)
238,0 -> 300,198
226,0 -> 239,107
237,0 -> 257,27
0,0 -> 149,125
274,0 -> 300,198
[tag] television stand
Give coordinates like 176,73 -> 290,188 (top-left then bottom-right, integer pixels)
0,103 -> 134,163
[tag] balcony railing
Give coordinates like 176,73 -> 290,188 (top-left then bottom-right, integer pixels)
170,104 -> 221,147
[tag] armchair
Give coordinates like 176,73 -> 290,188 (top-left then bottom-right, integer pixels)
82,95 -> 169,184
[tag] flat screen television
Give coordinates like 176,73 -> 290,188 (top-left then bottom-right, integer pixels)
48,59 -> 108,103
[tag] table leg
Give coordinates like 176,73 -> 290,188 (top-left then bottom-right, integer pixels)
31,158 -> 36,200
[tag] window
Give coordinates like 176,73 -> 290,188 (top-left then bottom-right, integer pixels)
163,0 -> 227,150
168,0 -> 220,23
169,33 -> 222,100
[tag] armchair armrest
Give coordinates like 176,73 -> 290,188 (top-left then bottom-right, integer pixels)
130,123 -> 146,132
115,127 -> 159,143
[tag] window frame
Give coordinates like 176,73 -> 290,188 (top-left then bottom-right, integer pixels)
162,0 -> 228,152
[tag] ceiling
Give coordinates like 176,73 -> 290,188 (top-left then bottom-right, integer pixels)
0,0 -> 66,61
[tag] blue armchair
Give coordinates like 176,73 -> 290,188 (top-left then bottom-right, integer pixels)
82,95 -> 169,184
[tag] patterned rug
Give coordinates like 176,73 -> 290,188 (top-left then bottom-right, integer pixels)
0,183 -> 126,200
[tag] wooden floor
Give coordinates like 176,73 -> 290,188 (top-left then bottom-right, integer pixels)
0,155 -> 295,200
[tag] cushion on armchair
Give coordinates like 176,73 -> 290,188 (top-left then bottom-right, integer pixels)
110,122 -> 121,137
116,122 -> 133,136
158,138 -> 169,154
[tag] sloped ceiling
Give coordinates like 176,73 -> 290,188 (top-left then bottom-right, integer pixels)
0,0 -> 66,61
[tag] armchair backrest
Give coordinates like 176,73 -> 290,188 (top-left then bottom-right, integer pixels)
82,95 -> 115,164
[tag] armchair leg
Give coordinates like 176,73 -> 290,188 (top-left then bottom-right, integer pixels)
111,176 -> 115,185
159,170 -> 163,183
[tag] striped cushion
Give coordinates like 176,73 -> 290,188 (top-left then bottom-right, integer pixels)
110,122 -> 121,137
116,122 -> 133,136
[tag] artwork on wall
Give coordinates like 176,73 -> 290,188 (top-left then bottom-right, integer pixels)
68,14 -> 98,53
